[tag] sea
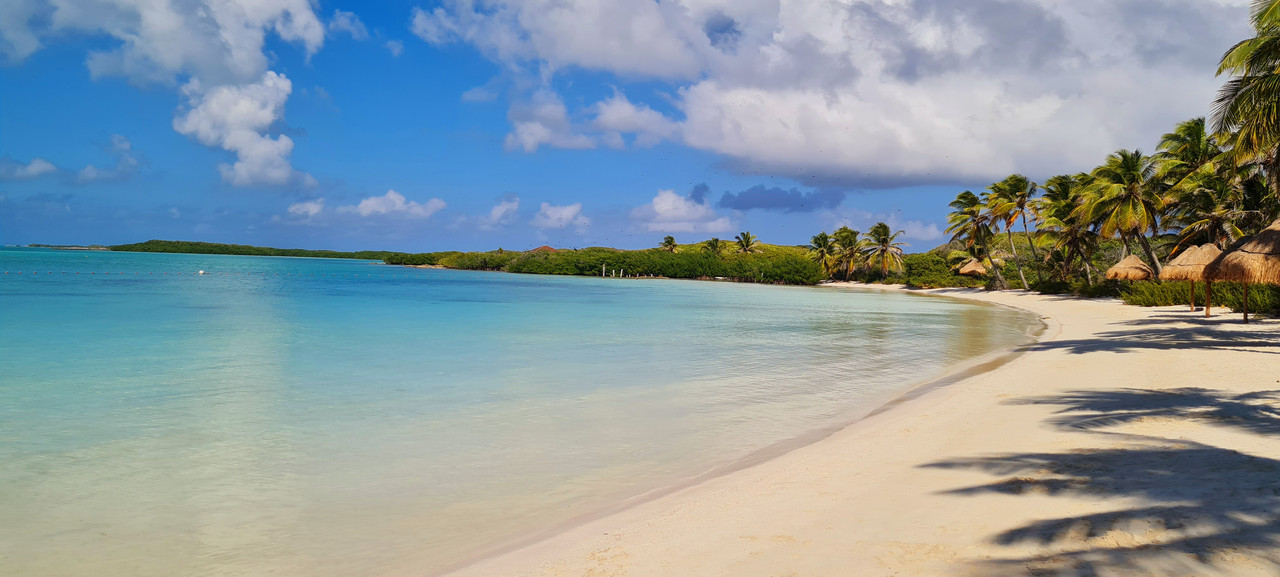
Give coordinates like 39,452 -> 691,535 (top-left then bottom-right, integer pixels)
0,247 -> 1041,576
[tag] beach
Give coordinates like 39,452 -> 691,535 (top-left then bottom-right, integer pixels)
444,286 -> 1280,577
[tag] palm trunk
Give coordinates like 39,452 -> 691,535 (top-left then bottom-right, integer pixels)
1021,213 -> 1041,282
1005,230 -> 1029,290
985,247 -> 1007,290
1136,233 -> 1162,275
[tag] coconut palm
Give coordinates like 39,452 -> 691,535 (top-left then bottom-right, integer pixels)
832,226 -> 865,280
1077,149 -> 1165,274
704,237 -> 723,256
660,235 -> 677,252
808,232 -> 837,278
861,222 -> 907,276
1214,0 -> 1280,194
987,174 -> 1042,286
947,190 -> 1007,289
1156,118 -> 1222,189
735,231 -> 760,253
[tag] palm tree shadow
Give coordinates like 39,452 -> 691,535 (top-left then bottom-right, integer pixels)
1026,325 -> 1280,355
1016,388 -> 1280,436
927,443 -> 1280,576
923,387 -> 1280,576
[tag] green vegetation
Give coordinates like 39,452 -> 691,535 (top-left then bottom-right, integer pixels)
112,240 -> 395,261
384,240 -> 823,285
1121,281 -> 1280,315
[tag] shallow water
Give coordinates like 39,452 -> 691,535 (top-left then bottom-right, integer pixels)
0,247 -> 1039,576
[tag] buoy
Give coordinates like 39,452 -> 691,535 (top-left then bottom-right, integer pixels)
198,270 -> 206,275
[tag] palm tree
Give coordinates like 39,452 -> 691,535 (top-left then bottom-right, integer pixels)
1156,118 -> 1222,189
861,222 -> 907,276
1078,149 -> 1166,274
734,231 -> 760,253
704,237 -> 723,256
946,190 -> 1007,289
1035,175 -> 1100,284
660,235 -> 677,252
832,226 -> 865,280
1214,0 -> 1280,195
808,232 -> 837,278
985,174 -> 1040,288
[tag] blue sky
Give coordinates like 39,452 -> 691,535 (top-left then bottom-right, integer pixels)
0,0 -> 1252,252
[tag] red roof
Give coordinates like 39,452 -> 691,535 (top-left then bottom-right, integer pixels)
530,245 -> 559,253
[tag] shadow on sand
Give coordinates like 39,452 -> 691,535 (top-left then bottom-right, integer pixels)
1024,323 -> 1279,355
924,386 -> 1280,576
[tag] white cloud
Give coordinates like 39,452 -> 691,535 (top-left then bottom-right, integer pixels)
2,1 -> 324,188
0,157 -> 56,180
0,0 -> 44,62
173,71 -> 313,187
288,198 -> 325,218
532,202 -> 590,231
482,196 -> 520,228
461,85 -> 497,102
337,190 -> 446,218
593,91 -> 680,147
632,189 -> 731,234
385,39 -> 404,57
329,10 -> 368,41
78,134 -> 139,183
827,209 -> 943,244
504,90 -> 594,152
413,0 -> 1254,187
38,0 -> 324,86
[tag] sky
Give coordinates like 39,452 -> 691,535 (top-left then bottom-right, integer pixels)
0,0 -> 1256,252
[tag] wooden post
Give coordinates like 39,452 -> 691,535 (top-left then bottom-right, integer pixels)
1189,280 -> 1196,311
1244,283 -> 1250,324
1205,280 -> 1212,318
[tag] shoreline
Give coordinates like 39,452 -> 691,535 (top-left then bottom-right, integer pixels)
424,285 -> 1050,576
440,285 -> 1280,577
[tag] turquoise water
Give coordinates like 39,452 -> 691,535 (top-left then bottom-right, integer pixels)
0,247 -> 1039,576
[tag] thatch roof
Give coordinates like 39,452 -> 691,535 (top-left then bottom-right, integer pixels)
1205,219 -> 1280,285
957,258 -> 987,277
1106,255 -> 1154,281
1159,244 -> 1222,282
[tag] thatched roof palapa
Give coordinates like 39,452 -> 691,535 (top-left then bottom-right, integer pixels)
1159,244 -> 1223,282
1205,220 -> 1280,285
1106,255 -> 1154,281
958,258 -> 987,277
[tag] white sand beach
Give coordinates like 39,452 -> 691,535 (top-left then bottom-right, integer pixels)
442,286 -> 1280,577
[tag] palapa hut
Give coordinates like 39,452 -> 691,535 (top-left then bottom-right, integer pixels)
1105,255 -> 1154,281
1205,219 -> 1280,324
957,258 -> 987,277
1158,244 -> 1223,316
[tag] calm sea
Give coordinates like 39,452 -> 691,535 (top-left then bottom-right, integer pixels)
0,247 -> 1039,576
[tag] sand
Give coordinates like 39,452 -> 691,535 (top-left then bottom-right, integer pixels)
442,286 -> 1280,577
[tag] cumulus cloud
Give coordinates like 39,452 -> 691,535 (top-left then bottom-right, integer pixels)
593,91 -> 680,147
329,10 -> 368,40
2,1 -> 325,188
412,0 -> 1253,187
532,202 -> 590,231
632,187 -> 731,234
718,185 -> 845,213
505,90 -> 594,152
0,157 -> 56,180
173,72 -> 314,187
385,39 -> 404,57
338,190 -> 446,218
287,198 -> 325,218
479,195 -> 521,228
21,0 -> 325,86
78,134 -> 139,183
